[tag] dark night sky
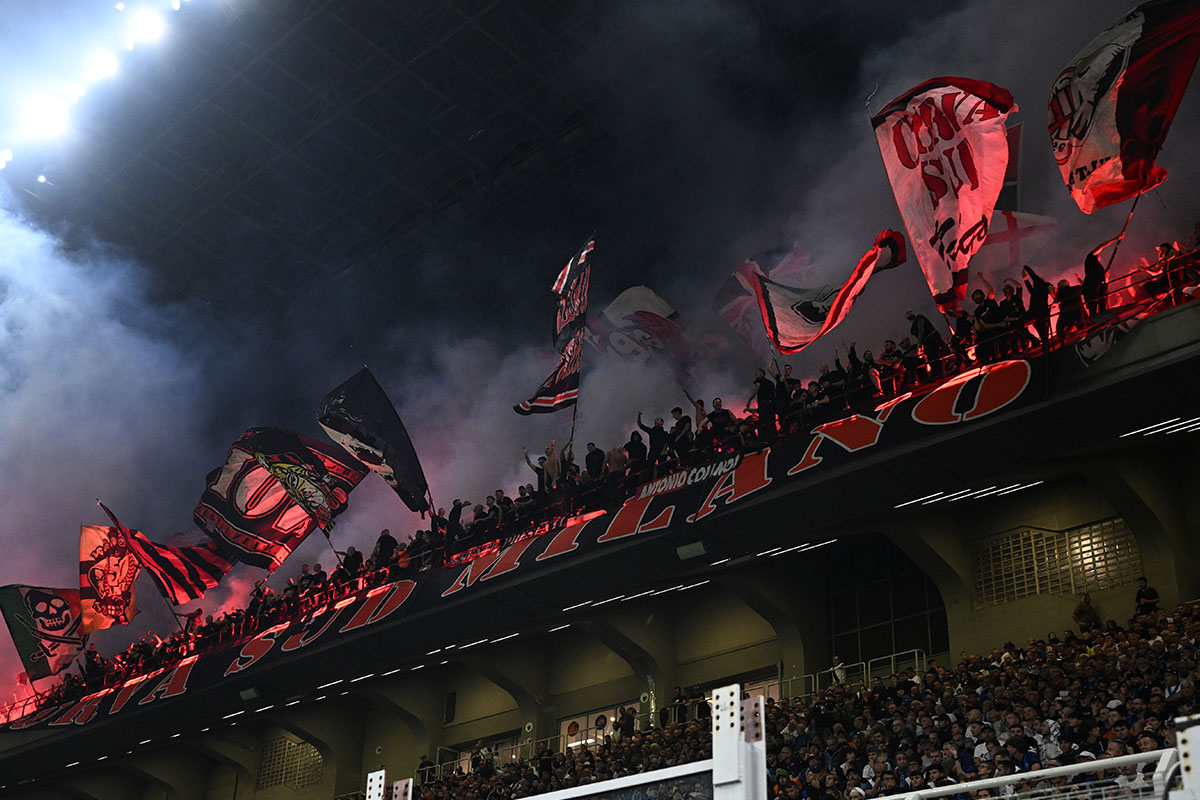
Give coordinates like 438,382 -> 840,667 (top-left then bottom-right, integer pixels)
0,0 -> 1195,681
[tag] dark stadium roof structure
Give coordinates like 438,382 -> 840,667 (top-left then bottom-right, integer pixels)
9,0 -> 957,330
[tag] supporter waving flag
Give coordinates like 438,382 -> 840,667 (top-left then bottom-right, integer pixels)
194,427 -> 368,571
748,231 -> 906,354
1049,0 -> 1200,213
873,77 -> 1016,310
78,524 -> 140,633
318,367 -> 431,515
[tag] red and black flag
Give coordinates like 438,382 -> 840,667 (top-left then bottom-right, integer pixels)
318,367 -> 431,515
98,503 -> 235,605
516,237 -> 593,415
873,77 -> 1016,310
0,586 -> 86,681
514,326 -> 585,415
1049,0 -> 1200,213
749,231 -> 907,354
79,524 -> 140,633
552,237 -> 595,342
194,428 -> 368,572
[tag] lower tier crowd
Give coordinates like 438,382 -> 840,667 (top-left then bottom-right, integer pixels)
411,602 -> 1193,799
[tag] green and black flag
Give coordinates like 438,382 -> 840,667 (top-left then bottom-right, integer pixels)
0,585 -> 86,681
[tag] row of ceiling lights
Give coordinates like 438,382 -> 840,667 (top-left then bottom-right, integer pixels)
893,481 -> 1045,509
1120,416 -> 1200,437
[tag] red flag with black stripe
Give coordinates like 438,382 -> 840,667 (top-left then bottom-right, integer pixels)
100,503 -> 235,605
514,327 -> 585,415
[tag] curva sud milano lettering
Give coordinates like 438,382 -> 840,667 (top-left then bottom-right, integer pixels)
8,360 -> 1034,731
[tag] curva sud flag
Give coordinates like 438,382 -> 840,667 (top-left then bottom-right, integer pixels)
873,77 -> 1016,310
318,367 -> 431,515
0,586 -> 86,681
514,327 -> 585,415
749,230 -> 906,354
1048,0 -> 1200,214
78,525 -> 140,634
194,428 -> 368,572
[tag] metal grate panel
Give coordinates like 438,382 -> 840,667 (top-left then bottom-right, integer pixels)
972,518 -> 1142,607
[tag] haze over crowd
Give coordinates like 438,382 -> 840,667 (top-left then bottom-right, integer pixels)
0,0 -> 1195,685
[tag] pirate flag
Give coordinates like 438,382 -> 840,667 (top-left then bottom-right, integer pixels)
79,525 -> 140,634
0,585 -> 86,681
318,367 -> 431,515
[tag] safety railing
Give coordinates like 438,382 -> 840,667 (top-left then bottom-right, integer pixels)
896,748 -> 1178,800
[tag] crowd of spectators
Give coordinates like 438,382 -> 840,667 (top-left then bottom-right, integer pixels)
18,239 -> 1200,720
409,599 -> 1193,800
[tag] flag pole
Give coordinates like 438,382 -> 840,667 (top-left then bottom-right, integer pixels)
97,499 -> 187,632
1105,192 -> 1142,270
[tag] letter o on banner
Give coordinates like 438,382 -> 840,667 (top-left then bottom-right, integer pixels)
911,360 -> 1031,426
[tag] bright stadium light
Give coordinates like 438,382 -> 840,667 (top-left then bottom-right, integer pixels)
21,96 -> 70,139
37,175 -> 47,183
68,83 -> 86,103
129,9 -> 166,43
1,150 -> 12,162
85,51 -> 120,83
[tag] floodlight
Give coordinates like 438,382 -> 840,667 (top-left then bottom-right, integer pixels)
115,2 -> 126,9
129,10 -> 166,43
86,52 -> 119,83
37,175 -> 46,183
68,84 -> 86,103
171,0 -> 181,9
2,149 -> 14,162
20,96 -> 70,139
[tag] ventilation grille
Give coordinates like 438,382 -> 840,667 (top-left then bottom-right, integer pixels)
256,735 -> 324,790
972,518 -> 1141,607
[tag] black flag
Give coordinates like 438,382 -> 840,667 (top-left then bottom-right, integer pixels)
318,367 -> 431,514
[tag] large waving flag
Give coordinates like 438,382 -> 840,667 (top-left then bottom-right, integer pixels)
715,243 -> 814,361
873,77 -> 1016,309
99,503 -> 235,606
552,237 -> 595,342
516,237 -> 593,415
79,525 -> 140,634
1049,0 -> 1200,214
0,586 -> 86,681
194,428 -> 367,571
748,231 -> 907,354
318,367 -> 431,515
514,327 -> 585,415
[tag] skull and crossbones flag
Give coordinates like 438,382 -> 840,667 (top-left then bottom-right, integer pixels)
79,525 -> 141,634
0,585 -> 86,680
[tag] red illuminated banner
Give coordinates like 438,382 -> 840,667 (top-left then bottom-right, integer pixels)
5,361 -> 1038,731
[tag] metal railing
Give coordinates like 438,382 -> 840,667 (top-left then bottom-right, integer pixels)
897,749 -> 1178,800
